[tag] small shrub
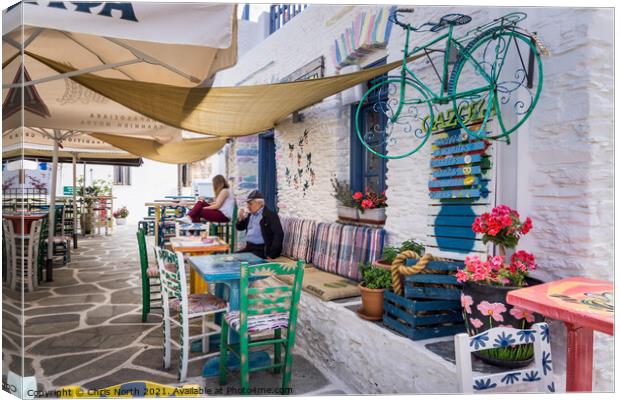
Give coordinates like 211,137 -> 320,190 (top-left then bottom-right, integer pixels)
359,263 -> 392,290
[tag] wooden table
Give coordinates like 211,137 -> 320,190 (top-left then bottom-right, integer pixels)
507,277 -> 613,392
3,212 -> 48,234
169,236 -> 229,294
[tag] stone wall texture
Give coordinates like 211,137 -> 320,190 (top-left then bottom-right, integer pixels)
215,6 -> 613,391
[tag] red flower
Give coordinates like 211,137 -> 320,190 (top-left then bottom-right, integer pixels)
352,192 -> 363,201
521,217 -> 533,235
361,199 -> 373,209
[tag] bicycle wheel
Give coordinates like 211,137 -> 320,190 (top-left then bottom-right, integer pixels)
355,78 -> 434,159
448,27 -> 543,140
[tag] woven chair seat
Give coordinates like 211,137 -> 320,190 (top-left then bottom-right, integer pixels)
225,311 -> 289,333
170,293 -> 227,314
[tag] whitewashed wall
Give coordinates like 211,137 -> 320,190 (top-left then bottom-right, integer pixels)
57,159 -> 178,223
215,5 -> 613,391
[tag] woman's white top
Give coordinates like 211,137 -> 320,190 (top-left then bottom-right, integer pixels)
219,189 -> 236,220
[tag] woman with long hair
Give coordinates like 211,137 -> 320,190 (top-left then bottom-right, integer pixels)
180,175 -> 235,223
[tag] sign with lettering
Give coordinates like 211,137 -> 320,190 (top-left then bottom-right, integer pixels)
424,101 -> 496,260
280,57 -> 325,83
3,3 -> 234,47
422,99 -> 496,134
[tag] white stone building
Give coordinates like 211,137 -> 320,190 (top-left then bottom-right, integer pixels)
214,5 -> 613,392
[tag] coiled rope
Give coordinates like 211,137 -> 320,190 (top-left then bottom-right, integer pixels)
390,251 -> 451,295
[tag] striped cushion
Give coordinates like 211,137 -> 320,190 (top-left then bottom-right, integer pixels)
170,293 -> 227,314
225,311 -> 289,333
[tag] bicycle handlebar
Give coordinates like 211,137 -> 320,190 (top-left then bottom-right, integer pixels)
391,8 -> 415,29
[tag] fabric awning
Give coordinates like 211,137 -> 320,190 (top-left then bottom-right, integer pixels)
89,133 -> 227,164
2,128 -> 226,165
28,53 -> 424,137
2,127 -> 143,165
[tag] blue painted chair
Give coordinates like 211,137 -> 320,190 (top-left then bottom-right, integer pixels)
454,322 -> 554,393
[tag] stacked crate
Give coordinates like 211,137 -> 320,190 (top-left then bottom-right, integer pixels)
383,258 -> 466,340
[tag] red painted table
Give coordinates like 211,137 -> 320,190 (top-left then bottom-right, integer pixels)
3,212 -> 48,234
507,277 -> 613,392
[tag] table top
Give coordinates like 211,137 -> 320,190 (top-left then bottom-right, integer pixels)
169,236 -> 229,253
145,201 -> 192,207
506,277 -> 613,335
178,223 -> 210,231
3,212 -> 48,219
188,252 -> 265,281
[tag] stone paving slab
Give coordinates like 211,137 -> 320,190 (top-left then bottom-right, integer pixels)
2,225 -> 349,394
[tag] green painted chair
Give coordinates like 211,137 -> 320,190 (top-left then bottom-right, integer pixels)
208,203 -> 237,253
219,260 -> 305,394
137,228 -> 162,322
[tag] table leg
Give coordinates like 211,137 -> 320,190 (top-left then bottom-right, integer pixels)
565,323 -> 594,392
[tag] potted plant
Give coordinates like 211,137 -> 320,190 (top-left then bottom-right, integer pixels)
357,263 -> 392,321
373,240 -> 425,269
331,178 -> 358,221
113,206 -> 129,225
458,204 -> 542,367
353,190 -> 387,224
77,176 -> 112,234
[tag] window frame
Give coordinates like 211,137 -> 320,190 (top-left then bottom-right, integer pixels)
349,57 -> 388,195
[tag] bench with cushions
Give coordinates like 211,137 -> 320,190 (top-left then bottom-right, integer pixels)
274,216 -> 385,301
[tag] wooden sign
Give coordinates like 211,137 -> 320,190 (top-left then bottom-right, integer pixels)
280,57 -> 324,83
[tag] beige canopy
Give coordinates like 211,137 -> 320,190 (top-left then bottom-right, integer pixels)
89,133 -> 226,164
28,52 -> 423,137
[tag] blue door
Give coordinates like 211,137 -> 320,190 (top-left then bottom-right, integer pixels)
258,131 -> 277,211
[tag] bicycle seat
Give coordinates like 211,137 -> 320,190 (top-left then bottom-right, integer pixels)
430,13 -> 472,32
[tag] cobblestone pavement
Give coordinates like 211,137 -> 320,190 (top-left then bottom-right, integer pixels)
2,224 -> 350,395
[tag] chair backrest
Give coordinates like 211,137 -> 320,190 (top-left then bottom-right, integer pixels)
454,322 -> 554,393
208,202 -> 237,253
3,220 -> 16,272
238,260 -> 305,330
154,246 -> 188,314
28,219 -> 42,258
136,228 -> 149,275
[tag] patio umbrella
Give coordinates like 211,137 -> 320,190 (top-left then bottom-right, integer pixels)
2,2 -> 238,280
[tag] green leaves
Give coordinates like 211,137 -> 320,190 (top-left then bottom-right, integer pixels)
381,240 -> 425,264
359,263 -> 392,290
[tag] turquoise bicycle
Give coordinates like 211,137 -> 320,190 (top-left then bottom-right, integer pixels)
356,9 -> 547,159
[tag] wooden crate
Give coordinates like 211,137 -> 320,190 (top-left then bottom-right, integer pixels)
382,259 -> 465,340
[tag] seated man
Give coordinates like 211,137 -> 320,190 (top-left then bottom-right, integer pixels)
236,190 -> 283,260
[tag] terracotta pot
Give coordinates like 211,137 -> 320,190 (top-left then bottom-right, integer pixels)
461,278 -> 544,368
359,285 -> 385,320
372,260 -> 392,270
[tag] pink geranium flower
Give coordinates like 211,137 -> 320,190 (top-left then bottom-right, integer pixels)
477,301 -> 507,322
469,318 -> 483,329
509,307 -> 535,323
461,294 -> 473,314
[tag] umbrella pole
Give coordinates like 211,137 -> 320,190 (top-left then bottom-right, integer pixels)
46,131 -> 60,282
72,153 -> 78,249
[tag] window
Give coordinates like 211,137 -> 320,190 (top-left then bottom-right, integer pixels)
113,166 -> 131,185
350,58 -> 388,194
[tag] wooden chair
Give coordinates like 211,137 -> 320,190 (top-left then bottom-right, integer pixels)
137,228 -> 162,322
208,203 -> 238,253
455,322 -> 555,393
219,260 -> 305,394
155,247 -> 228,381
2,220 -> 16,288
12,219 -> 43,291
